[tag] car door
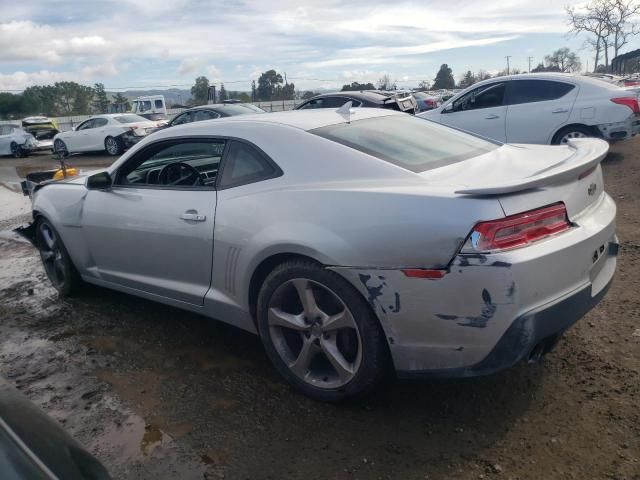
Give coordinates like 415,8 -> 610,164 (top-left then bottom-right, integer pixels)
86,117 -> 110,150
504,79 -> 578,144
70,119 -> 95,151
0,126 -> 11,155
438,81 -> 508,142
81,138 -> 223,305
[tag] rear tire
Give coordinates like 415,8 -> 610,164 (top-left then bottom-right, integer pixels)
256,260 -> 390,402
104,136 -> 123,156
35,217 -> 83,297
10,142 -> 26,158
552,125 -> 595,145
53,139 -> 68,157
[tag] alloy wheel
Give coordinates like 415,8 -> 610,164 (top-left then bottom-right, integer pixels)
268,278 -> 363,389
38,222 -> 66,290
559,131 -> 587,144
105,137 -> 119,155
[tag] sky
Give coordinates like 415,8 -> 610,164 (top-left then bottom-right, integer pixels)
1,0 -> 639,93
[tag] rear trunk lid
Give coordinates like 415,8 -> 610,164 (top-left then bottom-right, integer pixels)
420,138 -> 609,219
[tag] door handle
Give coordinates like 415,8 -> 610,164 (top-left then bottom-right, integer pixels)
484,114 -> 499,119
180,212 -> 206,222
552,108 -> 569,113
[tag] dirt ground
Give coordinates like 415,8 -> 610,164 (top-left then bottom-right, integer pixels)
0,144 -> 638,480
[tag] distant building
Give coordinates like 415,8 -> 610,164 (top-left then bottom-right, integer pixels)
611,49 -> 640,75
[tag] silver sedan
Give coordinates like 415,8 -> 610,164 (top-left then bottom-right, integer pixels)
18,108 -> 618,401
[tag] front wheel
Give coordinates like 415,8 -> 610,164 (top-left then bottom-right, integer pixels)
104,136 -> 123,156
257,260 -> 390,402
10,142 -> 26,158
35,218 -> 83,296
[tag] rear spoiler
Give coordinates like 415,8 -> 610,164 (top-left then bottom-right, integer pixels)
454,138 -> 609,195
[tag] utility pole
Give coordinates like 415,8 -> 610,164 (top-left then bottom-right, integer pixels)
528,56 -> 534,73
505,56 -> 512,75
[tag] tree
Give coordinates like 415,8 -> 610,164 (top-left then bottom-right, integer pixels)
22,85 -> 57,116
301,90 -> 316,99
278,82 -> 295,100
341,81 -> 375,91
376,74 -> 395,90
476,70 -> 492,82
53,82 -> 94,115
417,80 -> 430,91
92,83 -> 110,113
112,92 -> 130,112
219,83 -> 227,101
567,1 -> 616,71
544,47 -> 582,72
607,0 -> 640,58
458,70 -> 477,88
190,76 -> 210,105
433,64 -> 455,89
257,70 -> 283,101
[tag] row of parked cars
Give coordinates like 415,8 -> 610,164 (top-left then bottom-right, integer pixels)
3,72 -> 639,159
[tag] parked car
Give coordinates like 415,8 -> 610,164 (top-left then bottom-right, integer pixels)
164,103 -> 266,129
21,116 -> 59,152
0,376 -> 111,479
412,91 -> 441,112
295,91 -> 417,113
0,124 -> 36,157
17,108 -> 617,402
419,73 -> 640,144
53,114 -> 160,156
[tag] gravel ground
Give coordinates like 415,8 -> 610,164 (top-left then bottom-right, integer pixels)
0,143 -> 638,480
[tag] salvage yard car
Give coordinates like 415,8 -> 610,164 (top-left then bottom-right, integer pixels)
163,103 -> 266,129
21,116 -> 59,152
0,124 -> 36,157
17,108 -> 617,402
53,114 -> 160,156
296,90 -> 417,113
419,73 -> 640,145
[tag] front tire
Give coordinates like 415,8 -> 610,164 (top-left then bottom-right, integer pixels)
257,260 -> 389,402
35,218 -> 83,297
104,136 -> 123,156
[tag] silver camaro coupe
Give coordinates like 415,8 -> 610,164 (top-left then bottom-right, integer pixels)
18,108 -> 617,401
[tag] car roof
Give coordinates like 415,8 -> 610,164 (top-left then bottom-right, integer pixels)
183,104 -> 255,112
308,91 -> 397,103
157,108 -> 401,135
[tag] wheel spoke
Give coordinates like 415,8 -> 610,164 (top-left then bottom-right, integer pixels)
320,337 -> 355,383
292,279 -> 319,318
289,338 -> 316,378
268,308 -> 308,331
41,228 -> 56,250
321,310 -> 355,332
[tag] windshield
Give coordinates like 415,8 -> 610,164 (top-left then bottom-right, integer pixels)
311,115 -> 498,173
114,114 -> 149,124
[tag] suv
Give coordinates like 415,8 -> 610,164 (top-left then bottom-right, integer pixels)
296,91 -> 417,113
419,73 -> 640,144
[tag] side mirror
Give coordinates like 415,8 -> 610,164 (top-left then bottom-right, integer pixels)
442,103 -> 453,114
87,172 -> 112,190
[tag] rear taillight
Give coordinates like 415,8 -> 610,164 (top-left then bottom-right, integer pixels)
611,96 -> 640,114
461,203 -> 570,253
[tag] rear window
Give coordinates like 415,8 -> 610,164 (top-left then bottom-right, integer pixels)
311,115 -> 498,173
217,104 -> 265,116
507,80 -> 575,105
114,114 -> 148,123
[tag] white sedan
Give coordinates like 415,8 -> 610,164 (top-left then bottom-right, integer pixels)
419,73 -> 640,145
0,124 -> 36,157
53,114 -> 159,156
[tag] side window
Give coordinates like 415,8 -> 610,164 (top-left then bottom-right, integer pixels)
192,110 -> 219,122
93,118 -> 108,127
154,99 -> 164,109
218,141 -> 278,188
171,112 -> 191,126
141,100 -> 152,112
452,83 -> 507,112
77,119 -> 95,130
117,140 -> 225,188
298,98 -> 324,109
507,80 -> 575,105
321,97 -> 352,108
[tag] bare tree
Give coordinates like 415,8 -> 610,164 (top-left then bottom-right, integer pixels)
607,0 -> 640,58
376,74 -> 396,91
545,47 -> 582,72
567,1 -> 613,71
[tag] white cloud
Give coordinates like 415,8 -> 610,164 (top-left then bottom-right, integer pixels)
177,57 -> 203,76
